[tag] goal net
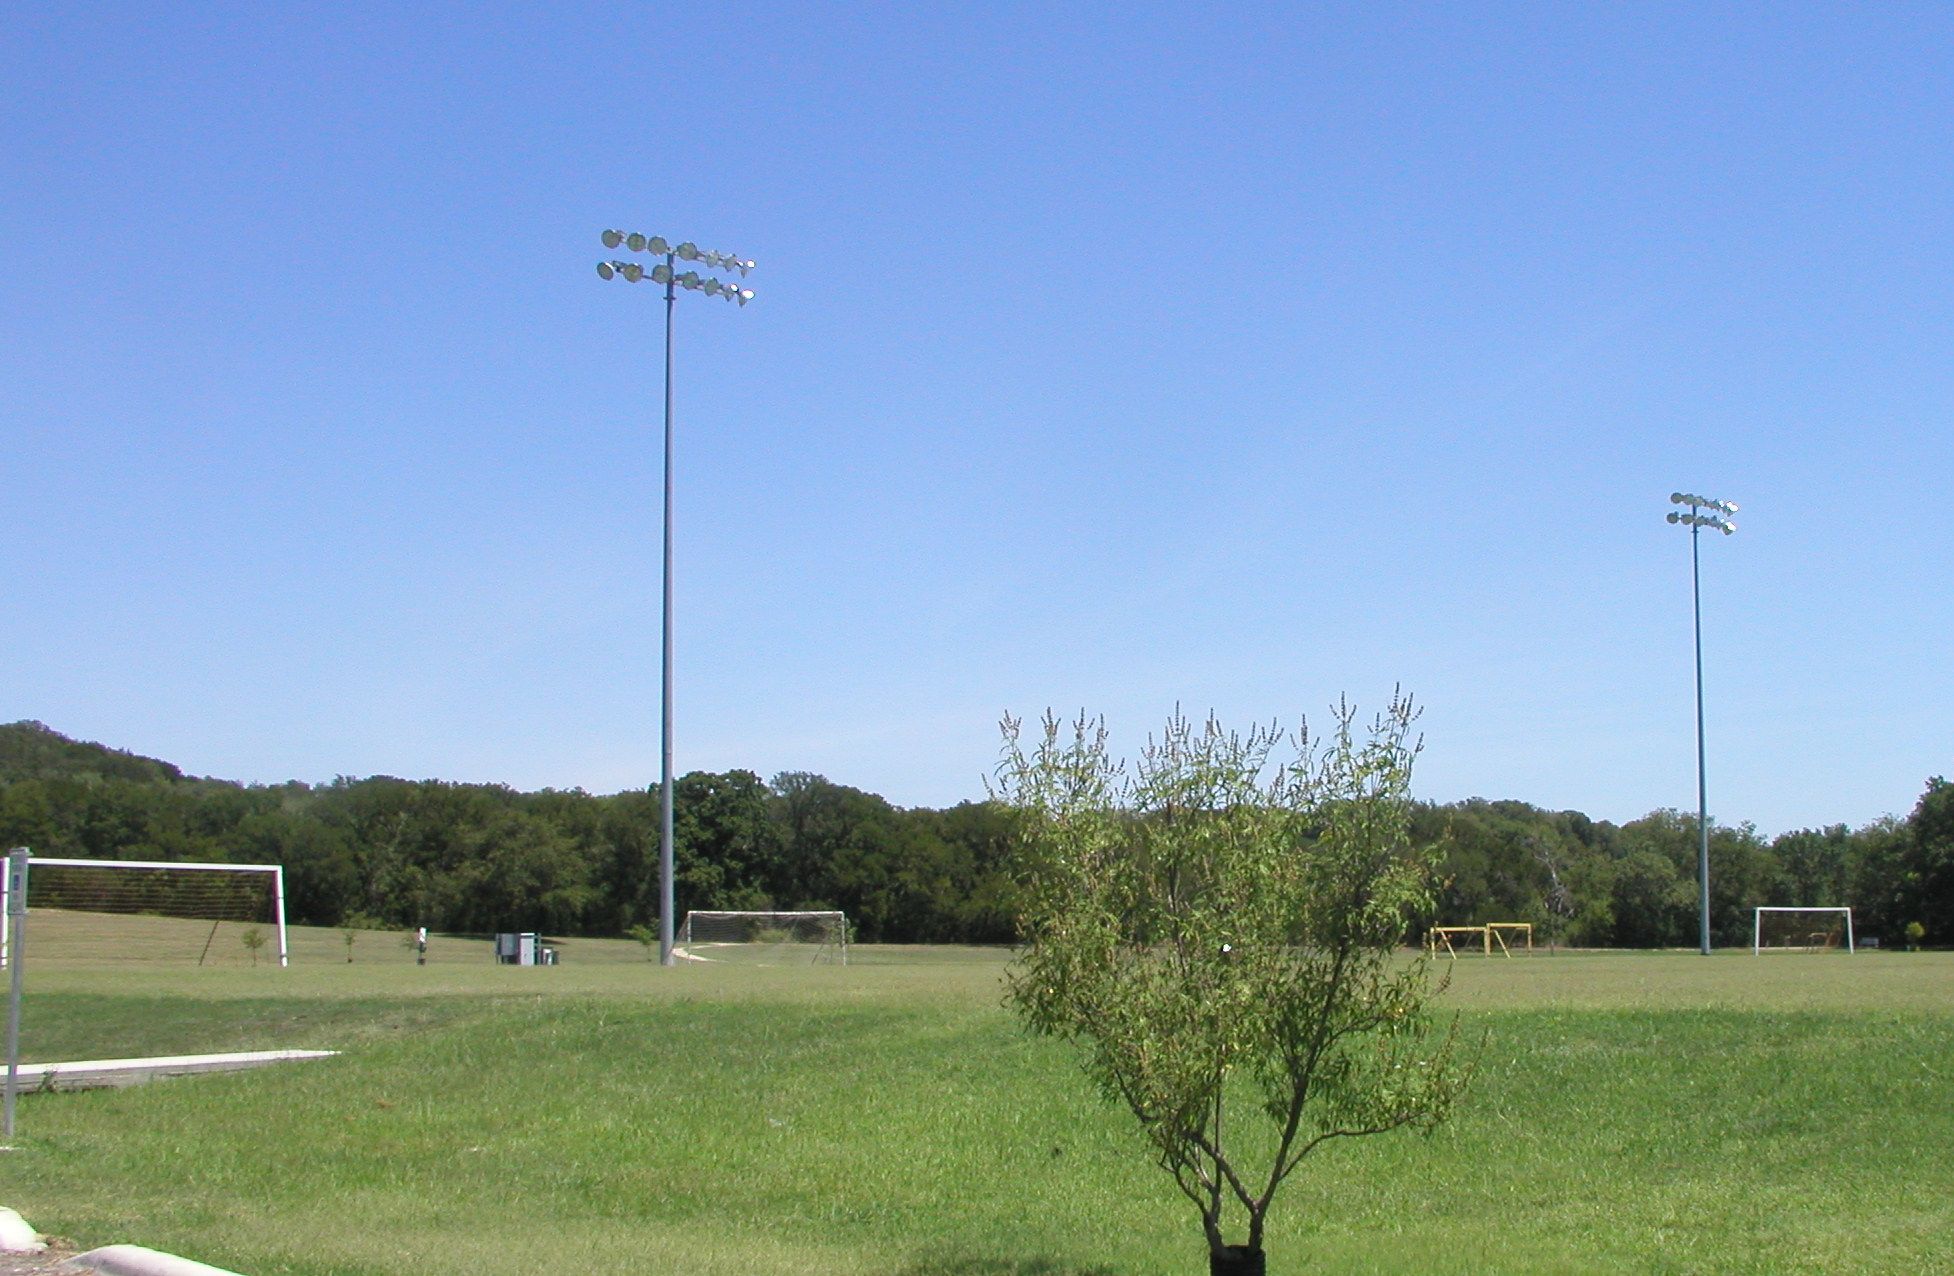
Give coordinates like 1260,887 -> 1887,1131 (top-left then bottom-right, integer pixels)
3,857 -> 288,968
679,910 -> 848,964
1753,906 -> 1854,954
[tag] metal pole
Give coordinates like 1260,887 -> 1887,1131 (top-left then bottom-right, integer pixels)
5,849 -> 28,1140
1691,523 -> 1711,955
659,251 -> 678,968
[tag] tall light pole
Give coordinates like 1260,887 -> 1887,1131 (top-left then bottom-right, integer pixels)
598,230 -> 754,966
1666,491 -> 1736,956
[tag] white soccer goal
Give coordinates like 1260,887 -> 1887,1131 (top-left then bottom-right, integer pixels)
679,910 -> 848,964
2,857 -> 288,968
1753,906 -> 1854,955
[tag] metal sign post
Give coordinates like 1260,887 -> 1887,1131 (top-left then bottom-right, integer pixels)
4,848 -> 28,1140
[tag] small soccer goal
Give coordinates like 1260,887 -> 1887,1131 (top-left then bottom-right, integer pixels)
1753,906 -> 1854,954
678,910 -> 848,964
2,856 -> 289,967
1426,922 -> 1532,958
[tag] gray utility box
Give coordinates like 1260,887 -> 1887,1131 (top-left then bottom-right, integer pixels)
494,932 -> 555,965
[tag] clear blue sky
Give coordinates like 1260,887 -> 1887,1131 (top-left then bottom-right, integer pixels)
6,3 -> 1948,837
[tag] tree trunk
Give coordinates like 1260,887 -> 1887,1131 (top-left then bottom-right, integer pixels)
1209,1245 -> 1265,1276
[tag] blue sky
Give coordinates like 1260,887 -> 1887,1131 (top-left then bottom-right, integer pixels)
5,2 -> 1949,837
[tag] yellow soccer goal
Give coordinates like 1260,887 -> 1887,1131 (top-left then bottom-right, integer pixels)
1426,922 -> 1532,958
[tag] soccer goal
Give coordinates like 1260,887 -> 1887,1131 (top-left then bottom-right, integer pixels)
2,857 -> 288,968
1753,906 -> 1854,954
679,910 -> 848,964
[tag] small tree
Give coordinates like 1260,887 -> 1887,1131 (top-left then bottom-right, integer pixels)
996,695 -> 1472,1273
627,923 -> 658,961
240,925 -> 267,966
340,911 -> 382,963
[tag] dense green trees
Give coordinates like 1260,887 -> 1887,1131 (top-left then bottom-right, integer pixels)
0,720 -> 1946,949
0,722 -> 1023,942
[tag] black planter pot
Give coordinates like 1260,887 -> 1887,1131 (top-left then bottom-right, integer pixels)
1210,1245 -> 1266,1276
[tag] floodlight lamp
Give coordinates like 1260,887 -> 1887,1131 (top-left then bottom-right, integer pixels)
701,279 -> 723,296
622,263 -> 645,283
735,289 -> 753,305
678,271 -> 701,289
601,230 -> 623,249
626,232 -> 647,253
648,236 -> 671,255
597,261 -> 616,280
1724,501 -> 1739,513
677,243 -> 699,260
1666,511 -> 1680,524
1722,522 -> 1736,535
651,264 -> 673,285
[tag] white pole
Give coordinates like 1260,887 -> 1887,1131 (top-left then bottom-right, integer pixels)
273,866 -> 290,969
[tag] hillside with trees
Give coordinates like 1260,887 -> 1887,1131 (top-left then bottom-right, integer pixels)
1,720 -> 1945,947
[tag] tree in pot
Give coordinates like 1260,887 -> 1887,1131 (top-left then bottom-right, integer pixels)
996,695 -> 1473,1274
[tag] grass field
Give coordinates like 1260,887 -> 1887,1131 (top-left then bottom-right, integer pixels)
3,917 -> 1951,1275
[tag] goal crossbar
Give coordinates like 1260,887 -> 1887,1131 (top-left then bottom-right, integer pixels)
5,857 -> 289,968
1753,906 -> 1854,955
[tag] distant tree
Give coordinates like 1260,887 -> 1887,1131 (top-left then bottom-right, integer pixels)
593,789 -> 660,934
997,698 -> 1471,1273
1906,777 -> 1954,945
1607,848 -> 1693,948
674,770 -> 784,913
1769,825 -> 1853,907
240,925 -> 267,966
446,810 -> 593,935
1847,815 -> 1915,943
1610,811 -> 1772,947
917,800 -> 1021,941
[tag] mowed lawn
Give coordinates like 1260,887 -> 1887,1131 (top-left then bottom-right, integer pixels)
3,919 -> 1952,1275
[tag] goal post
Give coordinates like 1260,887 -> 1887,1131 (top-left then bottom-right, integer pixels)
1486,922 -> 1533,957
7,857 -> 289,968
1753,906 -> 1854,955
1426,922 -> 1533,958
679,910 -> 848,964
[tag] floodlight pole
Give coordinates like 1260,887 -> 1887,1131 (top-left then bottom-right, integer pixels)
1689,520 -> 1710,956
597,232 -> 754,968
1666,493 -> 1737,957
5,849 -> 27,1141
659,252 -> 677,969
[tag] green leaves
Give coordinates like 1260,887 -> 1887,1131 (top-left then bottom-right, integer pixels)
997,693 -> 1470,1256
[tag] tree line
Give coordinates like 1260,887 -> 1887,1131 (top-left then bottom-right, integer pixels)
2,720 -> 1947,947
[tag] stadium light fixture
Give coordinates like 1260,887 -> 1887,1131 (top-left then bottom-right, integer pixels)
596,228 -> 756,967
1665,491 -> 1738,956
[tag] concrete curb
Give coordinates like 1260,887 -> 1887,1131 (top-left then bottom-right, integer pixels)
65,1245 -> 244,1276
13,1050 -> 336,1093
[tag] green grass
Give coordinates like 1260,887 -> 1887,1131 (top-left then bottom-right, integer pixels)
3,925 -> 1951,1274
